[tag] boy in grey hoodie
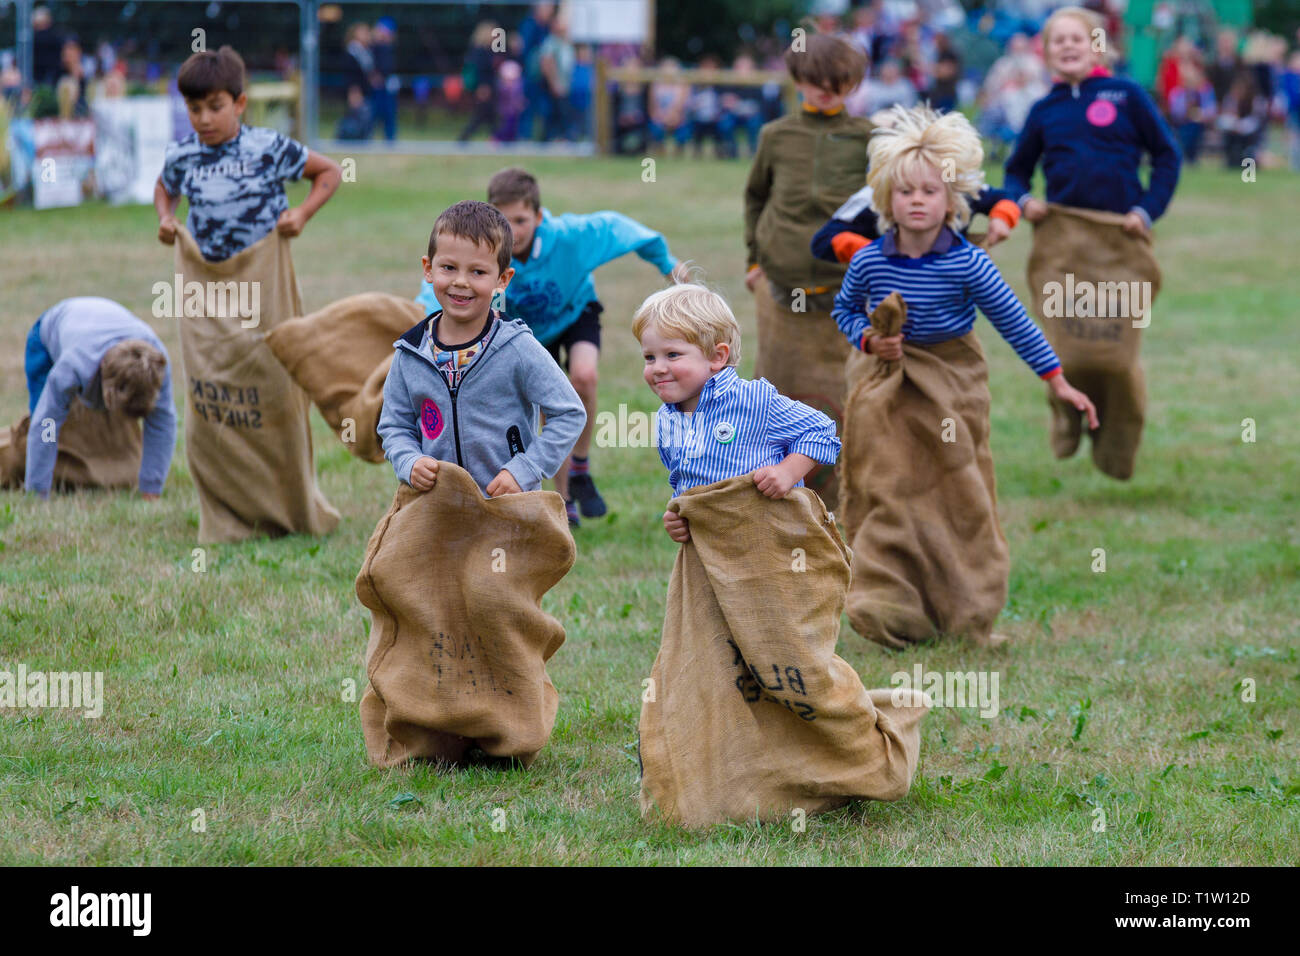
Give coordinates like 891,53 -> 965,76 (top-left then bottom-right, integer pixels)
378,200 -> 585,496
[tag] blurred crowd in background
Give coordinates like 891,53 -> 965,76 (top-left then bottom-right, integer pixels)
2,0 -> 1299,169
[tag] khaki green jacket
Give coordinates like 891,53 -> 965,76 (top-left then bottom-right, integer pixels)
743,108 -> 874,293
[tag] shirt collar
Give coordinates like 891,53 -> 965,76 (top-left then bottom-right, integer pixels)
200,124 -> 242,154
1052,64 -> 1112,88
526,207 -> 553,263
425,309 -> 500,348
880,226 -> 957,257
669,365 -> 739,413
802,102 -> 845,117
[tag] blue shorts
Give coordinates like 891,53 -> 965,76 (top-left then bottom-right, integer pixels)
25,314 -> 54,415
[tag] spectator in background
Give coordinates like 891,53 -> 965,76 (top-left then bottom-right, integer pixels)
847,4 -> 885,66
33,6 -> 64,87
496,46 -> 526,143
977,35 -> 1049,161
1207,28 -> 1241,104
56,39 -> 89,118
343,21 -> 376,138
101,60 -> 128,99
848,59 -> 915,117
612,53 -> 649,155
1217,71 -> 1268,169
370,17 -> 399,142
519,2 -> 555,141
648,56 -> 691,155
719,53 -> 764,158
538,11 -> 576,141
812,8 -> 846,39
336,84 -> 374,140
688,55 -> 724,157
459,20 -> 499,142
1157,36 -> 1195,113
1168,58 -> 1215,165
1240,31 -> 1277,105
926,35 -> 961,112
1282,50 -> 1300,171
895,18 -> 935,92
950,12 -> 1001,82
569,43 -> 595,140
983,33 -> 1046,98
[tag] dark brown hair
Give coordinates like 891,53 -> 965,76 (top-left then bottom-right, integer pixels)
487,166 -> 542,211
784,32 -> 867,93
177,45 -> 246,101
101,340 -> 167,418
428,200 -> 513,273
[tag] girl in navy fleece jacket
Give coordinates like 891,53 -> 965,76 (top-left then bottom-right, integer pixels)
1004,7 -> 1180,234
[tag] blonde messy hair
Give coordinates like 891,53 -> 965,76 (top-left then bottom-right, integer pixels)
867,104 -> 985,233
631,283 -> 741,367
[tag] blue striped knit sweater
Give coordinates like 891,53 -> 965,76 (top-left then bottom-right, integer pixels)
831,227 -> 1061,378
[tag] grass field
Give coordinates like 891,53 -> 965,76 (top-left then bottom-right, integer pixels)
1,154 -> 1297,865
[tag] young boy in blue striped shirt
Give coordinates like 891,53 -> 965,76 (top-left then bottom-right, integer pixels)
631,284 -> 841,543
831,105 -> 1097,647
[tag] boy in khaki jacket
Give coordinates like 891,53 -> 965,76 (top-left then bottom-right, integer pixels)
743,32 -> 872,508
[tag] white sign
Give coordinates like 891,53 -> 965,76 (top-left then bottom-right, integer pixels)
93,96 -> 173,205
33,118 -> 95,210
568,0 -> 649,44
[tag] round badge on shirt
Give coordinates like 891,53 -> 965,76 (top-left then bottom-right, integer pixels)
714,421 -> 736,444
420,399 -> 444,440
1086,99 -> 1117,127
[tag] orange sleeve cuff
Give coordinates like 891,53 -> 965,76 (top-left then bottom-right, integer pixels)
1040,366 -> 1062,380
831,231 -> 872,263
990,199 -> 1020,229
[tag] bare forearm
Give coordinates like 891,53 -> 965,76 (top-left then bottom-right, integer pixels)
154,180 -> 179,220
296,167 -> 341,222
781,452 -> 818,482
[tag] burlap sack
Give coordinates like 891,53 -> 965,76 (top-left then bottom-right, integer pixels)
0,400 -> 142,490
752,280 -> 850,509
266,292 -> 425,463
356,463 -> 576,768
840,296 -> 1010,648
638,475 -> 930,827
173,227 -> 339,542
1027,204 -> 1161,480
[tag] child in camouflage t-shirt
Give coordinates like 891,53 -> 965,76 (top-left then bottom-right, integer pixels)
155,46 -> 340,261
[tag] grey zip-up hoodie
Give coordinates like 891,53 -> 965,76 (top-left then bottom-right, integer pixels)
378,311 -> 585,495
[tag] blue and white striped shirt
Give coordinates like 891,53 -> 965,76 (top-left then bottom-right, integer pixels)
655,366 -> 841,495
831,228 -> 1061,378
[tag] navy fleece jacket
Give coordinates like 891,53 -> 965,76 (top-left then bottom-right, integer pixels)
1004,72 -> 1181,226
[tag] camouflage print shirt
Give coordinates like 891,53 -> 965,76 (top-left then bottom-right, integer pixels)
160,124 -> 308,262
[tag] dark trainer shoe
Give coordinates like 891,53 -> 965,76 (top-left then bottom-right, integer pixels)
564,498 -> 580,528
569,472 -> 607,518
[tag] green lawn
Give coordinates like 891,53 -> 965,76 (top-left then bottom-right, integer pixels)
0,155 -> 1296,864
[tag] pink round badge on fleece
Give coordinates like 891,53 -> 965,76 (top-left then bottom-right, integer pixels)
420,399 -> 444,440
1086,99 -> 1117,127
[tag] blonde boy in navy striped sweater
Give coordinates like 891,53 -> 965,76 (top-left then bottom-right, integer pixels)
831,105 -> 1097,647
